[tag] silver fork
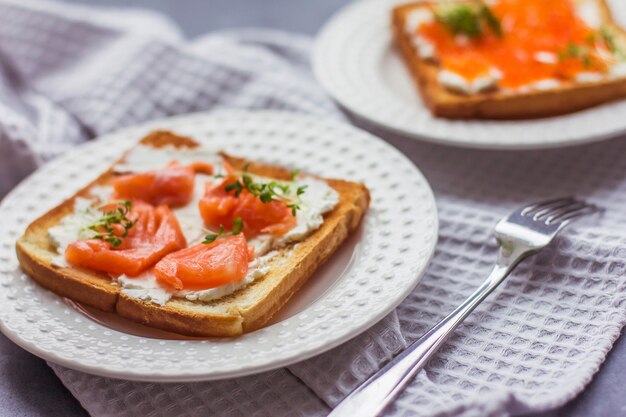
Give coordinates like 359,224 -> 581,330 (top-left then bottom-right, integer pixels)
329,197 -> 602,417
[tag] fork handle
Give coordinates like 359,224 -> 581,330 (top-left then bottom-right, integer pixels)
328,263 -> 515,417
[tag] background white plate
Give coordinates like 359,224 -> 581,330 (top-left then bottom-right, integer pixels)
0,111 -> 438,382
314,0 -> 626,150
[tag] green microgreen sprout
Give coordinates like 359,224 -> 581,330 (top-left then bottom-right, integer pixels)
202,217 -> 244,244
558,42 -> 593,68
85,200 -> 136,248
435,2 -> 503,39
224,164 -> 307,216
480,4 -> 503,37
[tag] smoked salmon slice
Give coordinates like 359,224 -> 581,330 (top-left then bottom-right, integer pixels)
66,201 -> 186,276
154,234 -> 254,291
199,176 -> 296,238
113,162 -> 213,207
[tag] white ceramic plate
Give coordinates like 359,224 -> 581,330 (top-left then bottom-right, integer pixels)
314,0 -> 626,150
0,111 -> 438,382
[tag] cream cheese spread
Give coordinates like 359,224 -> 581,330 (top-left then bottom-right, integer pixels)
611,62 -> 626,78
575,0 -> 602,29
576,71 -> 604,83
275,177 -> 339,245
534,51 -> 559,65
48,197 -> 101,267
438,68 -> 502,94
88,185 -> 114,203
114,144 -> 223,174
514,78 -> 562,93
529,78 -> 562,91
405,8 -> 437,59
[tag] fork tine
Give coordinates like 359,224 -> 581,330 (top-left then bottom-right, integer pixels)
559,205 -> 603,223
531,199 -> 579,220
521,197 -> 576,216
546,203 -> 602,224
544,201 -> 587,222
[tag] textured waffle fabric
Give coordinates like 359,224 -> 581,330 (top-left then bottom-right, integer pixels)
1,1 -> 626,417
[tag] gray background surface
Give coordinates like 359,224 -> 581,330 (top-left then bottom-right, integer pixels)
1,0 -> 625,416
65,0 -> 347,37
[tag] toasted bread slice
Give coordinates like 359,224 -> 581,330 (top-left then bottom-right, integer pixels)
392,0 -> 626,119
16,131 -> 370,337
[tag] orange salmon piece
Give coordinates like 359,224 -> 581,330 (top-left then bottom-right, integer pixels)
153,234 -> 254,291
198,176 -> 296,238
113,161 -> 213,207
65,201 -> 186,276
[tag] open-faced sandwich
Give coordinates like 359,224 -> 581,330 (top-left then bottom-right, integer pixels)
16,131 -> 370,337
392,0 -> 626,119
